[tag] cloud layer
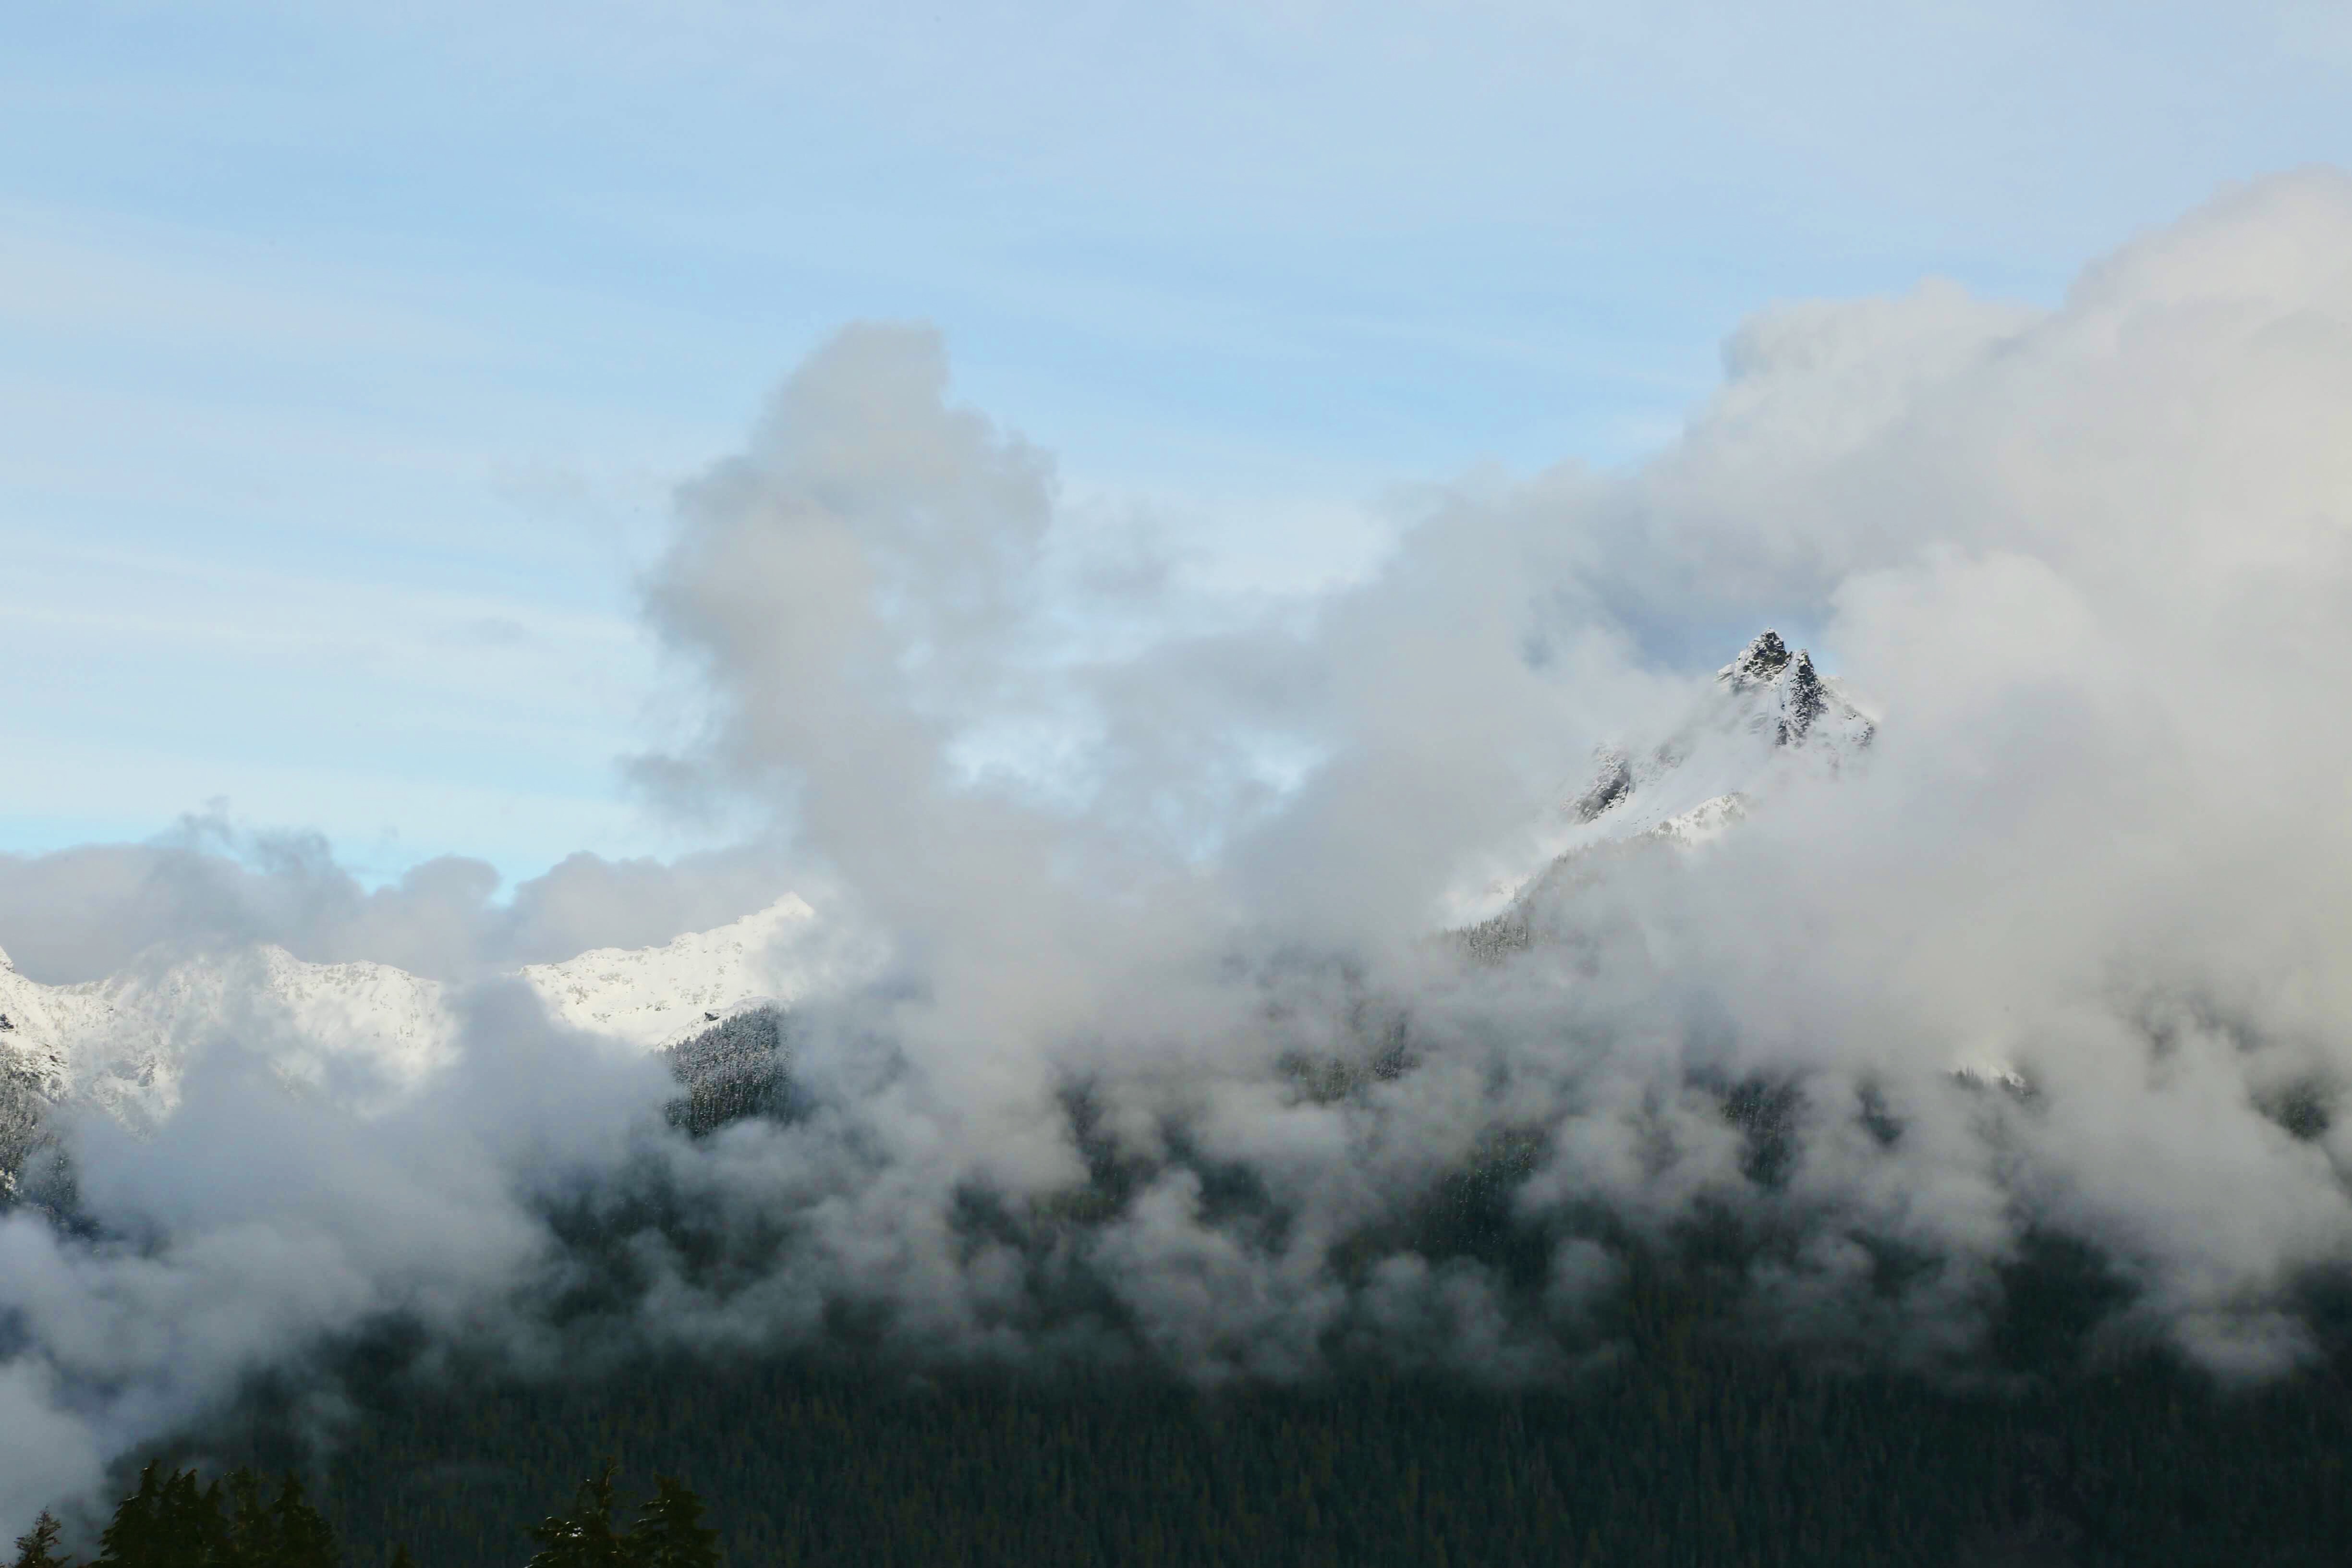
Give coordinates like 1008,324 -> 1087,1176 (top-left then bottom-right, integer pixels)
6,170 -> 2352,1533
0,820 -> 795,985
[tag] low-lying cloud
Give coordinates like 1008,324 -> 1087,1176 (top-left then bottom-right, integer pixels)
0,822 -> 797,985
5,170 -> 2352,1534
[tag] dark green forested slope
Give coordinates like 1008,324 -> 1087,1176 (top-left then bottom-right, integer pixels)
174,1287 -> 2351,1568
71,1032 -> 2352,1567
295,1358 -> 2348,1568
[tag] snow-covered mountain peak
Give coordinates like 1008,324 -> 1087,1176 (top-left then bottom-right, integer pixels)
1590,629 -> 1874,825
1721,628 -> 1798,686
1447,630 -> 1876,926
519,895 -> 818,1050
1702,629 -> 1873,755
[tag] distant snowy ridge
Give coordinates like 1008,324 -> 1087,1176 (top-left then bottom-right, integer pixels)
0,896 -> 820,1140
0,633 -> 1895,1157
518,895 -> 816,1049
2,942 -> 183,1128
4,936 -> 466,1127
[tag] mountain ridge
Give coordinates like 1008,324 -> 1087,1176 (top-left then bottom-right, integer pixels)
1,632 -> 1879,1171
0,895 -> 822,1173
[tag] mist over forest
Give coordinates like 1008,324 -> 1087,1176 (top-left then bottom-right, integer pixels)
7,172 -> 2352,1564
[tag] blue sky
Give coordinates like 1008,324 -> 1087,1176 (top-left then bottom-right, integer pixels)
7,0 -> 2350,887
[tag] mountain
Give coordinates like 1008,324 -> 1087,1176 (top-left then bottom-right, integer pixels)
0,897 -> 822,1189
1,632 -> 1879,1178
518,895 -> 814,1049
1449,630 -> 1875,930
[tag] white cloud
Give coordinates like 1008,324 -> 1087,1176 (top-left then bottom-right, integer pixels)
8,167 -> 2352,1532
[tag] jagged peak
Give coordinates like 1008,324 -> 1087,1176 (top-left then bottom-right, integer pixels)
1710,631 -> 1868,749
0,942 -> 13,973
1721,629 -> 1794,685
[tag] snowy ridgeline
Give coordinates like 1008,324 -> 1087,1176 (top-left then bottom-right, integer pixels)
1,632 -> 1908,1175
0,896 -> 819,1160
1444,630 -> 1876,929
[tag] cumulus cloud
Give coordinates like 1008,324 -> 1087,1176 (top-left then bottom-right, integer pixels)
626,170 -> 2352,1381
5,170 -> 2352,1533
0,816 -> 797,984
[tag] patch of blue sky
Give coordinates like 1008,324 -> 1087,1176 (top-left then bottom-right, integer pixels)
4,0 -> 2349,883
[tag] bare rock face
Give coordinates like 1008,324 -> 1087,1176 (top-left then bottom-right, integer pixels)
1571,750 -> 1635,823
1722,627 -> 1796,683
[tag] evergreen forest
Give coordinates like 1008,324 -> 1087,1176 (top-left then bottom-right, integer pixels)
24,1274 -> 2352,1568
16,1022 -> 2352,1565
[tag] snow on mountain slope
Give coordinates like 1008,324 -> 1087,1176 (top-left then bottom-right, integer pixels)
2,939 -> 451,1128
1443,632 -> 2023,1091
0,942 -> 122,1100
1445,631 -> 1875,925
9,629 -> 1862,1138
519,895 -> 818,1049
90,946 -> 454,1118
1,940 -> 184,1134
0,896 -> 821,1145
0,636 -> 1884,1148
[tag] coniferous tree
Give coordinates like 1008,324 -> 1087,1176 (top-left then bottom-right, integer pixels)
97,1465 -> 230,1568
95,1466 -> 167,1568
86,1466 -> 339,1568
259,1477 -> 337,1568
216,1472 -> 335,1568
623,1479 -> 717,1568
10,1512 -> 72,1568
221,1475 -> 268,1568
524,1465 -> 626,1568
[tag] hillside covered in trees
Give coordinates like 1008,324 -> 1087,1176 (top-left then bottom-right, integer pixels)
23,1037 -> 2352,1568
32,1242 -> 2351,1568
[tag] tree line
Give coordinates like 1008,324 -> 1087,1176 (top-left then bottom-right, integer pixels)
10,1463 -> 717,1568
17,1197 -> 2352,1566
19,1330 -> 2352,1568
